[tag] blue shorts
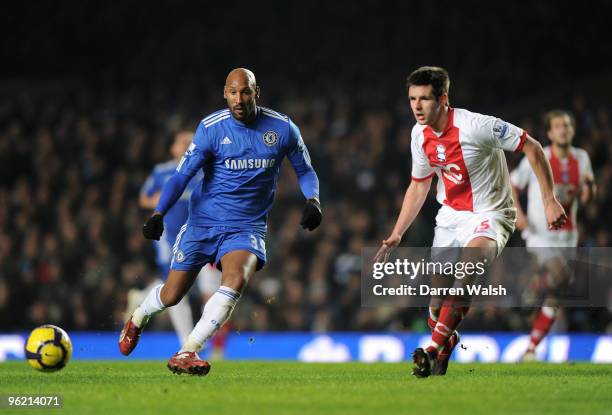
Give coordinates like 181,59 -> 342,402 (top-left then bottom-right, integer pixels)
170,224 -> 266,272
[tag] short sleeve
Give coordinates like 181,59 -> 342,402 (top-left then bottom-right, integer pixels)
410,128 -> 435,181
577,149 -> 594,181
176,122 -> 212,177
509,156 -> 532,190
473,114 -> 527,152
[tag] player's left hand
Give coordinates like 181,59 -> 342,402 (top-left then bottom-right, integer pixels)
300,198 -> 322,231
545,198 -> 567,230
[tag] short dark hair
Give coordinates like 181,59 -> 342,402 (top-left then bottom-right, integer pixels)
406,66 -> 450,100
544,110 -> 575,131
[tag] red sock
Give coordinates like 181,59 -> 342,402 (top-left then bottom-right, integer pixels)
528,307 -> 556,351
429,296 -> 469,353
428,307 -> 458,357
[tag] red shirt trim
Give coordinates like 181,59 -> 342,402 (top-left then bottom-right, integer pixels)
411,172 -> 435,182
514,130 -> 528,152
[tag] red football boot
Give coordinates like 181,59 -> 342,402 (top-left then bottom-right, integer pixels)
167,351 -> 211,375
118,316 -> 143,356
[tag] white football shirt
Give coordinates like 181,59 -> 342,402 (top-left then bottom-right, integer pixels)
411,107 -> 526,213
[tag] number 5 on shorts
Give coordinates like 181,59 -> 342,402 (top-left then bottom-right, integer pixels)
474,219 -> 490,234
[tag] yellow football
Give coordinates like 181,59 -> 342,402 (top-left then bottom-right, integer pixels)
25,325 -> 72,372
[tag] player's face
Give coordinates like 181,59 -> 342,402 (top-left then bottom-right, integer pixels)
547,115 -> 574,148
224,81 -> 259,122
408,85 -> 446,126
171,132 -> 193,160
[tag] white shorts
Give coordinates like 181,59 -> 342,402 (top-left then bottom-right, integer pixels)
196,263 -> 222,296
432,205 -> 516,255
524,230 -> 578,266
524,229 -> 578,248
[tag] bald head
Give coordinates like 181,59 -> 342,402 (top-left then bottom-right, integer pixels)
226,68 -> 257,88
224,68 -> 260,123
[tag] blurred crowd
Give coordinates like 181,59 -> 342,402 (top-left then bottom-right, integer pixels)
0,78 -> 610,334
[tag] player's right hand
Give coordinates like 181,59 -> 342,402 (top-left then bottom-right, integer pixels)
373,233 -> 402,264
142,213 -> 164,240
545,198 -> 567,230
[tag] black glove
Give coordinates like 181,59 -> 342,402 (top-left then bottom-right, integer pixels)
300,198 -> 322,231
142,214 -> 164,240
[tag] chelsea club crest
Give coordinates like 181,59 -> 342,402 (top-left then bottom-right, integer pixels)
263,130 -> 278,146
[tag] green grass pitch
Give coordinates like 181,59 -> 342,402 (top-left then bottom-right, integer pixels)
1,361 -> 611,415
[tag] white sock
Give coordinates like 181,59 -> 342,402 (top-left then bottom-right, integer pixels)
180,286 -> 240,353
542,306 -> 557,319
168,295 -> 194,345
132,284 -> 166,328
429,307 -> 438,323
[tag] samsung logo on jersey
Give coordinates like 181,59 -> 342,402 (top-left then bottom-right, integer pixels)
225,158 -> 276,170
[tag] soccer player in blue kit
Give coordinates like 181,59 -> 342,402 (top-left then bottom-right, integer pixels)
119,68 -> 322,375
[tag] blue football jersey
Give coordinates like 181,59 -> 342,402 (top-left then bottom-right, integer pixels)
141,160 -> 202,242
176,106 -> 319,231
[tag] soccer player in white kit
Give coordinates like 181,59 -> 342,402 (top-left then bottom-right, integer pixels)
374,66 -> 567,377
510,110 -> 595,361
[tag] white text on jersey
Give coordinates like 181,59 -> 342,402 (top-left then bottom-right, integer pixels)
225,158 -> 276,170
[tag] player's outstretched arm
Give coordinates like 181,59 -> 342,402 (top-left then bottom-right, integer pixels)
287,153 -> 321,231
521,136 -> 567,230
374,177 -> 432,263
286,120 -> 322,231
